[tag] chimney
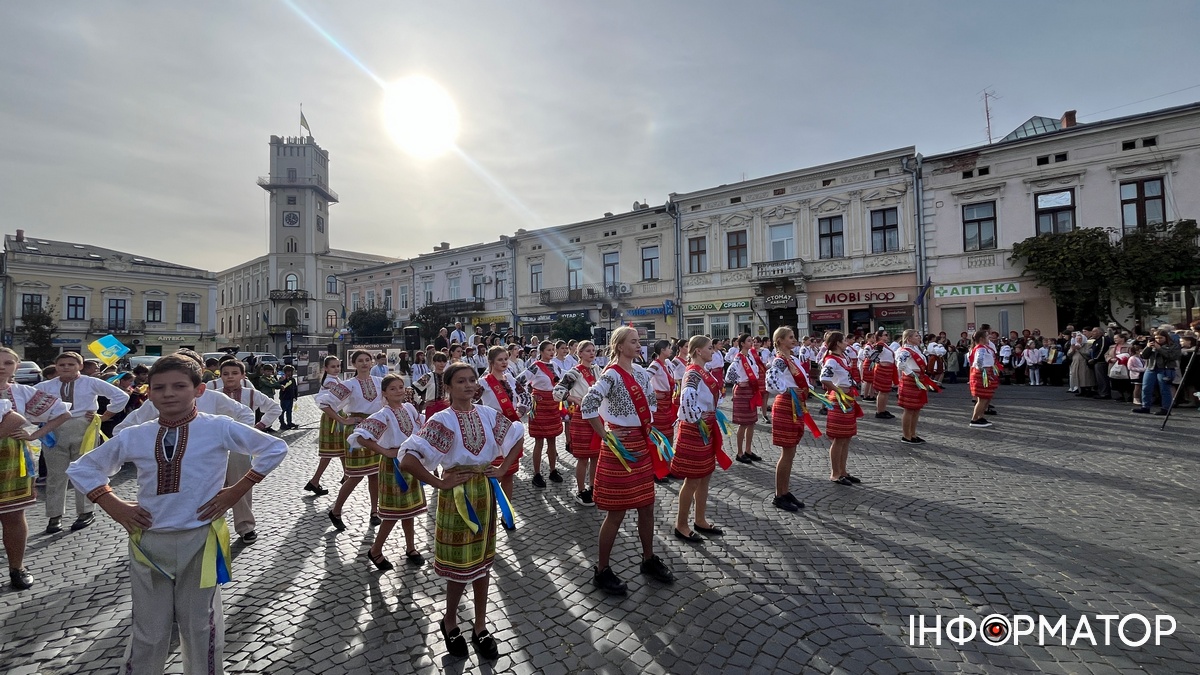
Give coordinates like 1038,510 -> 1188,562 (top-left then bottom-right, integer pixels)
1061,110 -> 1077,129
15,229 -> 24,242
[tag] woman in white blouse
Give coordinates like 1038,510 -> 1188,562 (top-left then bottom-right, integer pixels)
317,350 -> 386,531
553,341 -> 602,505
724,334 -> 764,464
671,336 -> 727,541
819,332 -> 863,486
764,327 -> 812,512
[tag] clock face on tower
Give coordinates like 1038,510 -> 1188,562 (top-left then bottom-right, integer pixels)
283,211 -> 300,227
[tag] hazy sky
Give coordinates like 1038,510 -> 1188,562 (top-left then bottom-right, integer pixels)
3,1 -> 1198,271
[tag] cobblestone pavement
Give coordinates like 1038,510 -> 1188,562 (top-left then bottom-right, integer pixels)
3,383 -> 1199,674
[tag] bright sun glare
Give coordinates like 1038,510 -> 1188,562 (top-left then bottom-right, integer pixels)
381,76 -> 460,160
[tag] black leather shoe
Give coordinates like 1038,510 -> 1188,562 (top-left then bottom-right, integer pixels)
831,476 -> 854,486
674,528 -> 704,543
784,492 -> 805,508
745,452 -> 763,462
640,555 -> 675,583
532,473 -> 546,488
548,469 -> 563,483
304,482 -> 329,496
593,566 -> 627,595
9,567 -> 33,590
328,511 -> 346,531
368,550 -> 393,571
842,474 -> 862,484
735,454 -> 753,464
71,513 -> 95,531
369,513 -> 382,527
693,522 -> 724,536
44,517 -> 62,535
773,495 -> 800,512
441,622 -> 468,658
472,629 -> 500,660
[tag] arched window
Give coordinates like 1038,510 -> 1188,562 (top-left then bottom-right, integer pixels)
256,279 -> 260,298
326,309 -> 338,329
326,275 -> 338,294
221,289 -> 225,305
285,308 -> 299,325
220,317 -> 225,333
285,273 -> 299,291
237,315 -> 241,332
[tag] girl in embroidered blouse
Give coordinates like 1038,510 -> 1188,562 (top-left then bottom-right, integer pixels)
411,351 -> 431,384
306,355 -> 344,496
524,340 -> 562,488
819,332 -> 862,486
319,350 -> 386,531
725,334 -> 764,464
350,375 -> 426,571
399,363 -> 524,661
896,329 -> 931,444
581,326 -> 674,596
478,346 -> 530,508
646,340 -> 678,482
554,340 -> 603,505
764,326 -> 811,511
672,335 -> 726,542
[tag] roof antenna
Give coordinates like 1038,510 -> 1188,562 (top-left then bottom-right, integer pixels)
981,88 -> 1000,143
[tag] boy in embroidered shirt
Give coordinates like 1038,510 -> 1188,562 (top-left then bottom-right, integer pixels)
66,355 -> 287,675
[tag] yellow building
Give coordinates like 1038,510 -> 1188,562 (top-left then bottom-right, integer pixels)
4,230 -> 217,358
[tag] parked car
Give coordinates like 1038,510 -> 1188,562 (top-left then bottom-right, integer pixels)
127,355 -> 161,370
15,361 -> 42,385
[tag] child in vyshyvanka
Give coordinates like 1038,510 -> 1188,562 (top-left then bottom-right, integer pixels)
349,375 -> 427,570
66,355 -> 287,675
306,355 -> 344,496
400,363 -> 524,660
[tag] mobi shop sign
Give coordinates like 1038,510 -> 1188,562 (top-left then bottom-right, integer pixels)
686,300 -> 751,312
933,283 -> 1021,298
815,290 -> 909,306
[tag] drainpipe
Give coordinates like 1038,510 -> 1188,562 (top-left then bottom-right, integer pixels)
505,235 -> 518,335
902,154 -> 928,333
668,199 -> 683,339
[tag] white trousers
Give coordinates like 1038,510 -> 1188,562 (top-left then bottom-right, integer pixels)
44,416 -> 94,519
223,453 -> 255,536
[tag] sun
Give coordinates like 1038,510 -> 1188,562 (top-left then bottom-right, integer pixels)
381,76 -> 460,159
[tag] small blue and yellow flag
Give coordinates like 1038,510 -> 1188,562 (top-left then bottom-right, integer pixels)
87,334 -> 129,366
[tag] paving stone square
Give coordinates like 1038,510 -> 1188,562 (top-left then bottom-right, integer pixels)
2,384 -> 1198,673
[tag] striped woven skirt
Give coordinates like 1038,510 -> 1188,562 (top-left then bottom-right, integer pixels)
651,391 -> 677,437
318,415 -> 347,459
593,425 -> 655,511
490,429 -> 524,476
898,377 -> 928,411
825,396 -> 862,439
568,410 -> 601,460
0,438 -> 35,515
433,470 -> 496,583
863,361 -> 875,383
343,414 -> 380,478
771,392 -> 806,447
970,367 -> 999,399
671,413 -> 717,479
377,456 -> 427,521
872,363 -> 898,391
731,384 -> 760,426
528,389 -> 562,439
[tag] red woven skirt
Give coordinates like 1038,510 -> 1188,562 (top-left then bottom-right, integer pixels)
771,392 -> 806,447
528,389 -> 563,439
489,430 -> 524,477
568,410 -> 601,459
970,368 -> 998,399
652,390 -> 677,437
872,363 -> 898,390
593,425 -> 655,511
671,413 -> 718,478
731,384 -> 760,426
825,396 -> 861,439
898,377 -> 928,411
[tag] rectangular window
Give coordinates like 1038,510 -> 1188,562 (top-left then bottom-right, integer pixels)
146,300 -> 163,323
383,288 -> 392,309
962,202 -> 998,251
688,237 -> 707,273
317,216 -> 325,233
735,313 -> 754,337
423,281 -> 433,305
686,317 -> 705,338
366,290 -> 375,307
286,196 -> 297,205
818,216 -> 844,259
1035,189 -> 1075,236
287,168 -> 297,181
709,315 -> 731,342
448,278 -> 460,300
530,263 -> 543,293
567,258 -> 583,290
870,208 -> 900,253
181,302 -> 196,324
726,231 -> 748,269
641,245 -> 659,280
603,252 -> 619,289
21,294 -> 42,318
1120,178 -> 1166,231
472,274 -> 485,299
107,299 -> 127,331
398,285 -> 409,310
769,223 -> 795,261
351,292 -> 360,310
66,295 -> 86,321
494,271 -> 507,299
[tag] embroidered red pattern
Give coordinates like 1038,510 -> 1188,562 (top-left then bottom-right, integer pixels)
456,407 -> 486,455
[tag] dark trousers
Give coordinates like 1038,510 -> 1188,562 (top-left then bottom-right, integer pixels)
1093,361 -> 1111,398
280,398 -> 294,426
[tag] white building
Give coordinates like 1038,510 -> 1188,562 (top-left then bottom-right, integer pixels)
920,103 -> 1200,337
217,134 -> 396,355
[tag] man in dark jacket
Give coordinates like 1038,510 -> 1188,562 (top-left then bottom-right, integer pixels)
1090,326 -> 1115,399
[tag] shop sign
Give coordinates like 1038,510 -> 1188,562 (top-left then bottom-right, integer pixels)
764,294 -> 797,309
51,337 -> 83,346
809,310 -> 843,322
519,314 -> 556,322
686,300 -> 750,312
473,315 -> 509,326
815,291 -> 909,306
873,307 -> 913,320
155,336 -> 188,342
558,311 -> 589,320
626,306 -> 664,316
933,283 -> 1020,298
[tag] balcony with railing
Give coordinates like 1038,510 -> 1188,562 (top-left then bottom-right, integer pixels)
269,289 -> 311,302
424,298 -> 485,314
268,323 -> 309,336
539,284 -> 632,306
753,258 -> 805,282
89,319 -> 146,335
256,175 -> 339,203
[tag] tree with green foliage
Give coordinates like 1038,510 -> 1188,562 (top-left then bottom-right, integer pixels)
22,304 -> 59,364
409,305 -> 457,342
346,307 -> 392,342
1111,219 -> 1200,321
549,315 -> 592,341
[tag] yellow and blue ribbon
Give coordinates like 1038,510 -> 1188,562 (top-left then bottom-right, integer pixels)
697,419 -> 712,446
392,457 -> 409,491
18,441 -> 33,478
714,410 -> 733,437
79,415 -> 108,455
489,477 -> 515,529
201,519 -> 233,587
604,431 -> 634,472
453,484 -> 482,534
649,428 -> 674,462
788,389 -> 804,422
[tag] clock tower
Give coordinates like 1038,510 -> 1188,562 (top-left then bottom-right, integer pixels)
260,134 -> 337,256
